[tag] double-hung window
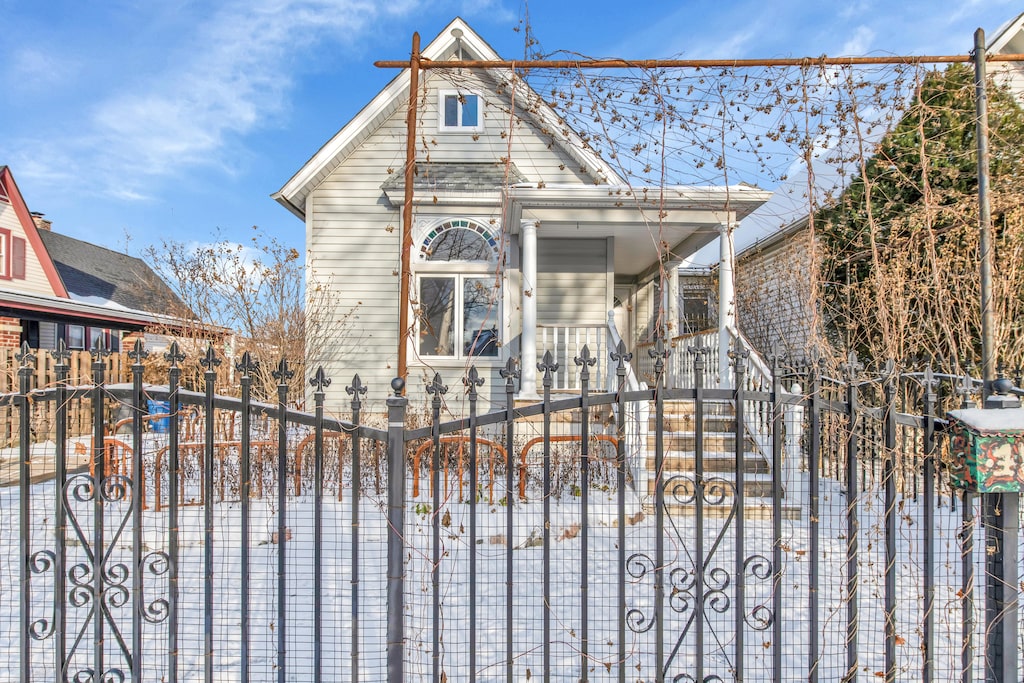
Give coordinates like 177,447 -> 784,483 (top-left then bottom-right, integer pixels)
416,219 -> 501,359
439,90 -> 483,132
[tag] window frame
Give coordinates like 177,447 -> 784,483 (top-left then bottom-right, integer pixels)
413,218 -> 503,362
0,228 -> 9,279
438,89 -> 484,133
67,324 -> 86,350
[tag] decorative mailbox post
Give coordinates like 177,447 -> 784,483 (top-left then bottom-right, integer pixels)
948,405 -> 1024,492
948,384 -> 1023,683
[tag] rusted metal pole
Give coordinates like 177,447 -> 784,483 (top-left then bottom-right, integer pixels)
376,53 -> 1024,71
397,32 -> 421,387
974,29 -> 995,396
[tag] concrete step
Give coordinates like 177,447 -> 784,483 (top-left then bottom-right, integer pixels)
646,453 -> 771,474
650,414 -> 737,432
648,431 -> 758,452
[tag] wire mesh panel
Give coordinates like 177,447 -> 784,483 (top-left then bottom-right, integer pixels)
1,342 -> 1020,682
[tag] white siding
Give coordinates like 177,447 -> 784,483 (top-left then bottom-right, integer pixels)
306,68 -> 607,411
0,203 -> 60,297
537,238 -> 608,325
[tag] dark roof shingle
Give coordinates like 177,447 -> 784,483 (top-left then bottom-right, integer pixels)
381,161 -> 528,194
37,230 -> 183,314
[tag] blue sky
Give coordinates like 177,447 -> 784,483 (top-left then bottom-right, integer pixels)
0,0 -> 1020,257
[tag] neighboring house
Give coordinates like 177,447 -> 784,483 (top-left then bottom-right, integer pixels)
0,165 -> 183,352
274,18 -> 771,410
728,14 -> 1024,364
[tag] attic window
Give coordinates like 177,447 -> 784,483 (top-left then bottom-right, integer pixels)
439,90 -> 483,132
0,178 -> 9,203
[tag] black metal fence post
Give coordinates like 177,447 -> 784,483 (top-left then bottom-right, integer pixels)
386,377 -> 408,683
843,352 -> 863,683
611,340 -> 631,683
200,344 -> 221,683
347,374 -> 366,683
17,343 -> 35,683
273,359 -> 293,683
499,358 -> 519,683
52,341 -> 71,681
129,339 -> 148,680
538,351 -> 557,683
427,372 -> 447,683
311,366 -> 331,683
464,366 -> 484,683
237,352 -> 256,683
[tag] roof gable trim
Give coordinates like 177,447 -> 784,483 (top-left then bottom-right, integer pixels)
0,167 -> 68,298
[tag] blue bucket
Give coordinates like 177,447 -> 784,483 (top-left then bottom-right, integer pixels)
147,400 -> 171,434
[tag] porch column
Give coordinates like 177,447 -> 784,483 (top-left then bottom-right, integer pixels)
717,222 -> 736,388
519,220 -> 540,400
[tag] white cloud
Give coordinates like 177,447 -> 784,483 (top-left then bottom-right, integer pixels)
9,48 -> 78,91
12,0 -> 428,200
840,26 -> 875,56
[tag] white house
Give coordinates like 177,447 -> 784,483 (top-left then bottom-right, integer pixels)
274,18 -> 770,411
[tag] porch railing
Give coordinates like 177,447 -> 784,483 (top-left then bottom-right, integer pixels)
537,323 -> 608,390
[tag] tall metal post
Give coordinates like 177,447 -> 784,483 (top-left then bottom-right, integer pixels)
974,29 -> 995,396
386,378 -> 408,683
397,33 -> 421,385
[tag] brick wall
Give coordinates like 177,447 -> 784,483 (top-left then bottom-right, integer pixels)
0,316 -> 22,348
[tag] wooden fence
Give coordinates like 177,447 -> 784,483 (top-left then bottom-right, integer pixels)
0,348 -> 128,447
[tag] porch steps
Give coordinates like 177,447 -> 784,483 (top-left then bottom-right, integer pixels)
644,399 -> 800,520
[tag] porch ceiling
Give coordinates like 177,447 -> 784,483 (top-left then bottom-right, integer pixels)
503,184 -> 771,276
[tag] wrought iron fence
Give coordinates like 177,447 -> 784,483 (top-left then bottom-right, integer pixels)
0,339 -> 1020,682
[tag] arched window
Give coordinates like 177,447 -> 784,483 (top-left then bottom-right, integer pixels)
416,218 -> 501,359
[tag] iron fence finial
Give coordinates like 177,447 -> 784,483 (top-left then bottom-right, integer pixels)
200,343 -> 222,371
165,341 -> 185,368
311,366 -> 331,394
500,356 -> 520,391
15,341 -> 35,368
464,366 -> 485,401
273,358 -> 294,384
236,351 -> 258,378
127,338 -> 148,364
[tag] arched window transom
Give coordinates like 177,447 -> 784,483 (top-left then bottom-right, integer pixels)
419,219 -> 499,263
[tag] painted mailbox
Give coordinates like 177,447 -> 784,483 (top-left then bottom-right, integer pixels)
947,407 -> 1024,492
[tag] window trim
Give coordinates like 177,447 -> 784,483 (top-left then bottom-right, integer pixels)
415,270 -> 502,361
438,89 -> 484,133
67,324 -> 86,350
412,217 -> 505,362
0,228 -> 9,279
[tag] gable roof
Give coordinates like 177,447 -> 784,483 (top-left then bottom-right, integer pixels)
273,17 -> 623,219
0,166 -> 68,297
37,230 -> 183,314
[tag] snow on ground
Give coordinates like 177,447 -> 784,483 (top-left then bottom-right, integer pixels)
0,459 -> 1001,682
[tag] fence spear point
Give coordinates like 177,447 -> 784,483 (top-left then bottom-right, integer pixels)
15,341 -> 35,366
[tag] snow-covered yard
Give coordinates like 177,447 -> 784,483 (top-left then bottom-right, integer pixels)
0,451 -> 1000,682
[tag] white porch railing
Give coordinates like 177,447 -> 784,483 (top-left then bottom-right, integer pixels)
534,316 -> 648,494
537,323 -> 609,391
637,325 -> 775,456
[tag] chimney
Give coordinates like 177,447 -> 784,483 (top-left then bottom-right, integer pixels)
29,211 -> 51,232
